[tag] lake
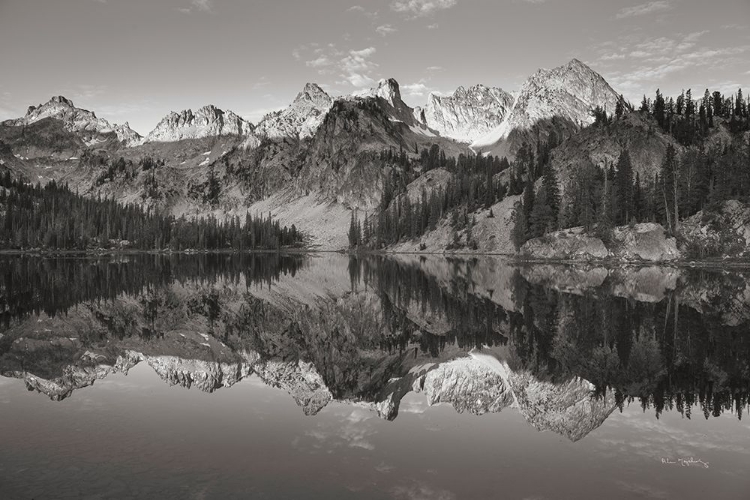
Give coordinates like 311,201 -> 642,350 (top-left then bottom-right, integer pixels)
0,254 -> 749,499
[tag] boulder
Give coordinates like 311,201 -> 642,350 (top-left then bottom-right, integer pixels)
521,227 -> 609,260
612,223 -> 679,261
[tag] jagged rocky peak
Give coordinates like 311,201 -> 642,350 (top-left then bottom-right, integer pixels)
144,104 -> 254,143
349,78 -> 404,108
471,58 -> 620,152
375,78 -> 402,106
423,84 -> 514,143
2,95 -> 143,146
296,82 -> 332,107
256,82 -> 333,140
50,95 -> 75,107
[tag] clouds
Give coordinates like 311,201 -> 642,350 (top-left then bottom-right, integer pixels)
616,1 -> 672,20
391,0 -> 457,18
401,81 -> 438,98
178,0 -> 213,14
340,47 -> 379,87
376,24 -> 397,37
596,28 -> 750,100
297,43 -> 380,88
306,56 -> 332,68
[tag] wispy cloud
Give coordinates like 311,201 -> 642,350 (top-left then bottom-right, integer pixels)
251,76 -> 271,90
347,5 -> 379,19
427,23 -> 439,29
616,1 -> 672,19
306,56 -> 332,68
401,81 -> 436,97
179,0 -> 213,14
376,24 -> 397,36
391,0 -> 457,18
192,0 -> 212,12
391,481 -> 456,500
339,47 -> 379,87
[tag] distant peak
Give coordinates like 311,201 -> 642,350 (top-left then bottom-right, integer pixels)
48,96 -> 75,108
294,83 -> 331,105
375,78 -> 401,104
198,104 -> 221,114
303,82 -> 326,95
565,58 -> 593,72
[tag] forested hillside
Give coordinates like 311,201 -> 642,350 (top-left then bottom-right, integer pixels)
0,174 -> 303,251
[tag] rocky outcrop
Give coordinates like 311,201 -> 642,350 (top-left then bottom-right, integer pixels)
256,83 -> 333,140
612,223 -> 679,261
679,200 -> 750,258
421,85 -> 514,143
550,112 -> 677,204
521,223 -> 679,262
2,95 -> 143,146
144,105 -> 254,143
521,227 -> 610,260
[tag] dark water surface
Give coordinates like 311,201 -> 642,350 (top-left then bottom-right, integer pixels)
0,254 -> 748,499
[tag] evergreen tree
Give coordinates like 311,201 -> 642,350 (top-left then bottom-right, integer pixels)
511,200 -> 528,251
614,149 -> 634,224
541,162 -> 561,229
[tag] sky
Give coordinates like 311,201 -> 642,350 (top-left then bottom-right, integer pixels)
0,0 -> 748,135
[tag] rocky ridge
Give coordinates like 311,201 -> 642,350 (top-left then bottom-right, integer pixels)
2,96 -> 142,146
256,83 -> 333,140
143,105 -> 254,143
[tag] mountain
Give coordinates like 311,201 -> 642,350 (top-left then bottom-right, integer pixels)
350,78 -> 432,130
256,83 -> 333,139
419,84 -> 514,143
143,104 -> 254,143
1,95 -> 142,146
471,59 -> 620,157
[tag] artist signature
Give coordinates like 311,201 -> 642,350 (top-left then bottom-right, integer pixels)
661,457 -> 709,469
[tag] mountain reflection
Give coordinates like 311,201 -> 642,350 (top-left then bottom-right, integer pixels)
1,254 -> 748,441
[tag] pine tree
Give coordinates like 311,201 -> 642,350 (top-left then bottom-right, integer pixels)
660,144 -> 679,232
541,163 -> 561,229
615,94 -> 625,119
614,149 -> 634,225
522,181 -> 535,239
511,200 -> 528,251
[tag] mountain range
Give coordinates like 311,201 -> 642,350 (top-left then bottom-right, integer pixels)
0,59 -> 667,250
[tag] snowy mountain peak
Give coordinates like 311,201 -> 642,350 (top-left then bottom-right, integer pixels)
144,105 -> 253,143
471,58 -> 620,155
257,83 -> 333,140
422,84 -> 514,143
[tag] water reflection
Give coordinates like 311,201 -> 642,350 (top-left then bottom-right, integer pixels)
1,254 -> 748,441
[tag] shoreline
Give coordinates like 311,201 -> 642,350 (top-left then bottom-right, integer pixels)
3,247 -> 750,268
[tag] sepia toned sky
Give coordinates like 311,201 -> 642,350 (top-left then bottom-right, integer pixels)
0,0 -> 748,134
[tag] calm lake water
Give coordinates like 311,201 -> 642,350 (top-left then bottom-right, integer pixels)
0,254 -> 749,499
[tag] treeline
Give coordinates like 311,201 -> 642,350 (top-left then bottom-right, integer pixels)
639,87 -> 749,144
512,87 -> 750,249
349,144 -> 517,249
0,174 -> 303,250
